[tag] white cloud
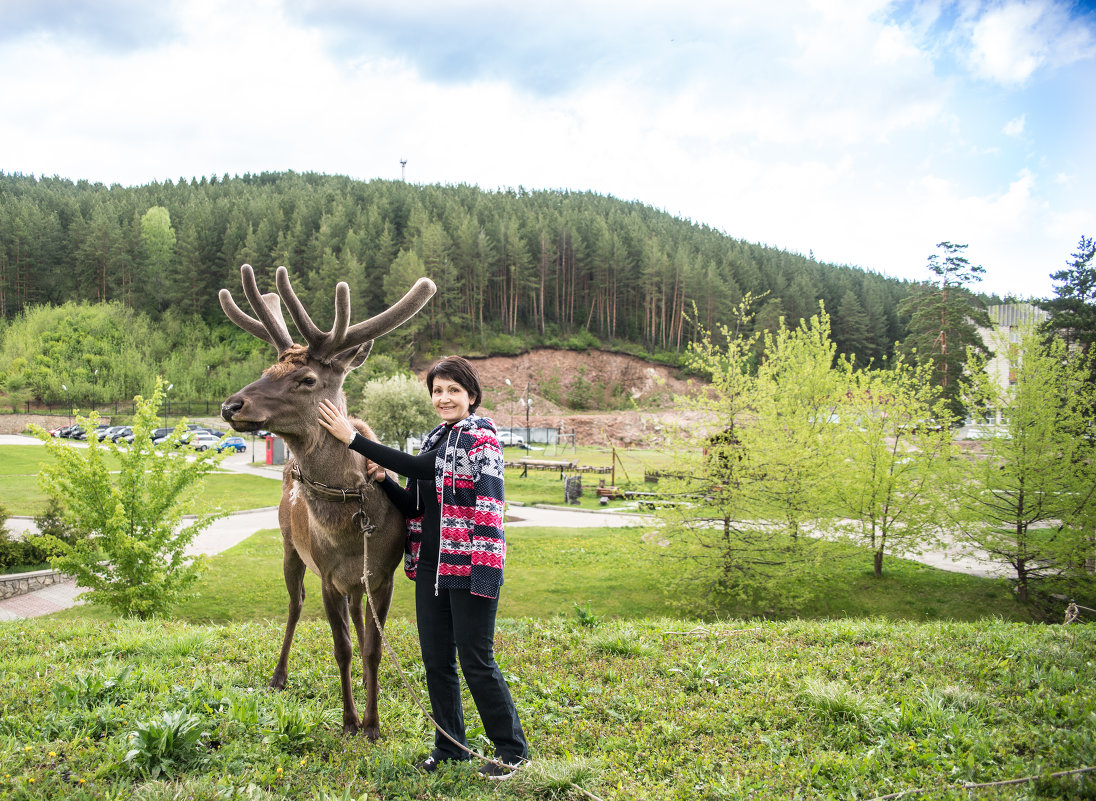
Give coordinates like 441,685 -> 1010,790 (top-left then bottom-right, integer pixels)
1003,114 -> 1026,136
964,0 -> 1095,85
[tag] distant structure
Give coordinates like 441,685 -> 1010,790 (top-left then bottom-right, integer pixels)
975,303 -> 1049,423
400,159 -> 407,181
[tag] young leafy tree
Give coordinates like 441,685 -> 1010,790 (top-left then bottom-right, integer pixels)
831,355 -> 954,576
952,328 -> 1096,603
357,373 -> 437,448
30,380 -> 226,618
657,300 -> 837,615
899,241 -> 992,418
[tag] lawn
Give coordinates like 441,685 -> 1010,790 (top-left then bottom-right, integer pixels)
0,445 -> 283,517
52,521 -> 1032,627
1,614 -> 1093,800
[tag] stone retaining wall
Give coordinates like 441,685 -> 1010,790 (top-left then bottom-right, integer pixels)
0,414 -> 81,436
0,568 -> 69,600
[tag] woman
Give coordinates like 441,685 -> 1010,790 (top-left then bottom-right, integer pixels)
317,356 -> 528,779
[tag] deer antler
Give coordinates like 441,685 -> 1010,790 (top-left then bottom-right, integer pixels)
275,266 -> 436,362
221,264 -> 437,361
219,264 -> 295,353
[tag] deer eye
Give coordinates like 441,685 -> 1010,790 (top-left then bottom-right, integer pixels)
300,376 -> 317,387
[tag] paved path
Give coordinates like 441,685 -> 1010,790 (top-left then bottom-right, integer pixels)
0,433 -> 1007,621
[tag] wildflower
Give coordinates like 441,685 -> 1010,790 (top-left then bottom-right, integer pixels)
276,766 -> 283,775
48,752 -> 56,757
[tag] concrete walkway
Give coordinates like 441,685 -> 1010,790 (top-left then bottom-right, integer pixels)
0,433 -> 1007,621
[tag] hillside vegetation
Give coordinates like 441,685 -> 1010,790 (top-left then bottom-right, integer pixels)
0,171 -> 963,373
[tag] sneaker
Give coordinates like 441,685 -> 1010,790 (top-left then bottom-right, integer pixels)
418,756 -> 441,773
478,760 -> 518,780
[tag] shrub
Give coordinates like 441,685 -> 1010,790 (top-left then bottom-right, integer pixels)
30,380 -> 227,618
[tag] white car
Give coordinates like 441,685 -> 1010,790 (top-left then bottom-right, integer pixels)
497,431 -> 527,448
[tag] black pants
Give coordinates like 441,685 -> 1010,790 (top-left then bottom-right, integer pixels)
415,577 -> 528,764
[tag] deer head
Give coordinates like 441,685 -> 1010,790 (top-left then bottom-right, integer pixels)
219,264 -> 436,442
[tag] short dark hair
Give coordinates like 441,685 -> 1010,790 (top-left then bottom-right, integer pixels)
426,356 -> 482,413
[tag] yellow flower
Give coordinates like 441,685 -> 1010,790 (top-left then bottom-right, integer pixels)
28,779 -> 35,784
276,767 -> 283,775
79,779 -> 86,784
48,752 -> 56,757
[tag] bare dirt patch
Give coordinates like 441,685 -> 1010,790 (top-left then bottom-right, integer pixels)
427,348 -> 712,447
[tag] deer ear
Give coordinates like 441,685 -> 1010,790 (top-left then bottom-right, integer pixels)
332,340 -> 373,372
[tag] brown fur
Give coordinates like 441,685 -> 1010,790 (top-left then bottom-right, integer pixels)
219,265 -> 436,740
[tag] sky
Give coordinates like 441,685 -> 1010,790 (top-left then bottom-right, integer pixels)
1,0 -> 1094,300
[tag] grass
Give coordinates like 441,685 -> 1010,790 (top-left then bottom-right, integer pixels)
1,615 -> 1094,800
0,445 -> 283,517
49,520 -> 1033,627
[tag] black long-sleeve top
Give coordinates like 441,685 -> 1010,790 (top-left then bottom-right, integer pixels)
347,430 -> 448,577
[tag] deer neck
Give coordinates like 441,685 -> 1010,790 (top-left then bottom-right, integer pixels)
286,429 -> 366,490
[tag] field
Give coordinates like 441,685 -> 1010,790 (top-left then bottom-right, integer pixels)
0,445 -> 283,517
1,614 -> 1094,800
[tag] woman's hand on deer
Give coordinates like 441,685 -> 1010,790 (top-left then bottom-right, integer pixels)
318,399 -> 357,445
365,460 -> 389,483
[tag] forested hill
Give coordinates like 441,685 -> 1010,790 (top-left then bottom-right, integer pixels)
2,170 -> 948,362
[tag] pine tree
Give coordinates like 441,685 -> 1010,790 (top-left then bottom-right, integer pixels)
898,242 -> 991,418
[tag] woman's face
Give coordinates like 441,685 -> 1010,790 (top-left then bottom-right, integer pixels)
431,376 -> 474,424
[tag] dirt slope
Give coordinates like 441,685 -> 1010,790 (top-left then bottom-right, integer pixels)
434,348 -> 710,447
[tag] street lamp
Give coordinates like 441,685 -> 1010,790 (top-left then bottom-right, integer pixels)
520,381 -> 532,443
505,378 -> 514,433
61,384 -> 71,424
164,383 -> 173,430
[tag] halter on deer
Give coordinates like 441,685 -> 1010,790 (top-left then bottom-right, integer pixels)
219,264 -> 436,738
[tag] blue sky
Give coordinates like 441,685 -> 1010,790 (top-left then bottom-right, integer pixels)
2,0 -> 1093,298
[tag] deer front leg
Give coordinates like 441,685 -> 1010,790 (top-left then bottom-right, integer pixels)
351,577 -> 395,742
321,581 -> 361,735
270,541 -> 307,690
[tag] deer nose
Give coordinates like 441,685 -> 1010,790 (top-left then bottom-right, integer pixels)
221,399 -> 244,421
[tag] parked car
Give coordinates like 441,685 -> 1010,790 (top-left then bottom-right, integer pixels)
96,425 -> 128,441
497,430 -> 527,448
184,432 -> 223,451
110,426 -> 133,442
76,424 -> 109,441
63,425 -> 84,439
217,435 -> 247,453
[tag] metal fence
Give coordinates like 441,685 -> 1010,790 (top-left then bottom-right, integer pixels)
15,400 -> 226,419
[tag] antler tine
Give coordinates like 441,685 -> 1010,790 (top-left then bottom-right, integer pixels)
219,288 -> 276,347
328,281 -> 351,357
219,265 -> 294,352
241,265 -> 294,352
341,277 -> 438,351
275,266 -> 327,350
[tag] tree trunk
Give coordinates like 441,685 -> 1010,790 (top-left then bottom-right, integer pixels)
873,549 -> 883,577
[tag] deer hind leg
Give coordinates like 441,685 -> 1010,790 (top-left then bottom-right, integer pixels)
351,576 -> 394,742
321,581 -> 361,735
270,542 -> 307,691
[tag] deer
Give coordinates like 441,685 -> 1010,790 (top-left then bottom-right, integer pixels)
218,264 -> 436,739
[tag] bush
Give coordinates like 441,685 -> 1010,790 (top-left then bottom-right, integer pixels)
0,502 -> 66,572
30,380 -> 227,618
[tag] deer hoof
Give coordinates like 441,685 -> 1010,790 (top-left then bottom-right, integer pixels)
361,722 -> 380,742
269,672 -> 287,691
342,718 -> 360,736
